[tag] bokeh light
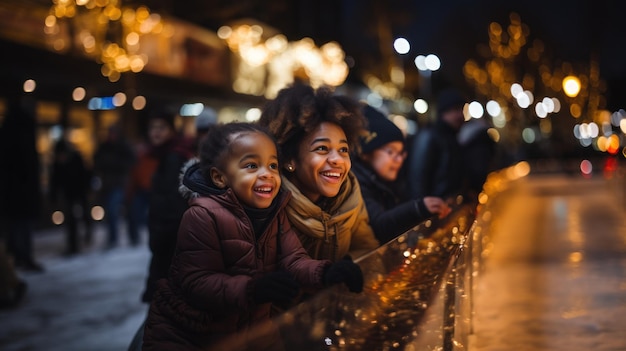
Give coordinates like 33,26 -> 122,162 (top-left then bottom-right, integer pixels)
486,100 -> 501,117
91,206 -> 105,221
580,159 -> 593,175
132,95 -> 147,110
23,79 -> 36,93
72,87 -> 86,101
51,211 -> 64,225
414,99 -> 428,114
468,101 -> 484,118
563,76 -> 581,97
245,107 -> 262,122
393,38 -> 410,54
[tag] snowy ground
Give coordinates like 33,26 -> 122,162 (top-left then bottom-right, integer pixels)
0,223 -> 150,351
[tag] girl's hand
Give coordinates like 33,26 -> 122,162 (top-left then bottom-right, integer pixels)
423,197 -> 452,218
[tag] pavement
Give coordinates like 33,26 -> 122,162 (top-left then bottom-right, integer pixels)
470,173 -> 626,351
0,222 -> 150,351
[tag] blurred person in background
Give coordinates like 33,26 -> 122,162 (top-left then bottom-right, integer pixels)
192,106 -> 217,153
0,93 -> 44,272
353,105 -> 451,244
405,88 -> 468,202
258,82 -> 379,262
458,117 -> 498,200
93,124 -> 136,248
0,241 -> 27,309
140,111 -> 194,303
49,139 -> 92,255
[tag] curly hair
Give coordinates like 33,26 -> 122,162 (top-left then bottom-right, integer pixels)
257,82 -> 366,164
198,122 -> 277,178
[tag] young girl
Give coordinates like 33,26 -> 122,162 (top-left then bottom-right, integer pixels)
258,82 -> 380,262
141,122 -> 362,351
353,105 -> 451,244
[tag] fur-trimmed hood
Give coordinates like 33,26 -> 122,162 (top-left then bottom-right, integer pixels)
178,158 -> 224,201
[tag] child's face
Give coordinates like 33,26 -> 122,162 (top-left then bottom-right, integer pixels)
148,119 -> 174,146
219,132 -> 281,209
364,141 -> 405,182
290,122 -> 351,202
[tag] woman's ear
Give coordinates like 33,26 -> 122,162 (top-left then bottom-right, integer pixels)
210,167 -> 227,188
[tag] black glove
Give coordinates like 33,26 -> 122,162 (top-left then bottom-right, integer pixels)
252,271 -> 300,304
323,256 -> 364,293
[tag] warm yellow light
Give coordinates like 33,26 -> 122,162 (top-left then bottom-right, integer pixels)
562,76 -> 581,97
126,32 -> 140,46
132,95 -> 147,110
91,206 -> 105,221
23,79 -> 36,93
72,87 -> 86,101
570,103 -> 582,118
52,211 -> 65,225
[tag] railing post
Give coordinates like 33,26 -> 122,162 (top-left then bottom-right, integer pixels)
443,260 -> 457,351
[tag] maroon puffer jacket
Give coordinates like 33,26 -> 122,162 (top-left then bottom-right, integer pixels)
142,188 -> 329,351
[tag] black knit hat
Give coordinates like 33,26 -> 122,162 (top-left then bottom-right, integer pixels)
437,89 -> 467,118
360,105 -> 404,154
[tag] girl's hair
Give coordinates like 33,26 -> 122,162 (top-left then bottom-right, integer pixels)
198,122 -> 277,178
257,82 -> 366,164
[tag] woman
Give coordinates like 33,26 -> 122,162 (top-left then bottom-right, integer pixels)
352,105 -> 450,244
258,82 -> 379,262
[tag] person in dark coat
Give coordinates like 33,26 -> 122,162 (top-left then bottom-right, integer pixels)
93,124 -> 136,248
458,117 -> 497,199
141,113 -> 195,303
49,139 -> 92,255
141,122 -> 363,351
353,105 -> 450,244
406,88 -> 468,201
0,94 -> 44,272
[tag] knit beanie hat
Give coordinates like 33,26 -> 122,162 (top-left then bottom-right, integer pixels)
436,89 -> 466,118
195,107 -> 217,132
361,105 -> 404,154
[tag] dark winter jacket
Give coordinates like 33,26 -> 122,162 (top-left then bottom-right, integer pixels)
406,120 -> 465,199
50,143 -> 91,203
458,119 -> 496,196
93,137 -> 135,192
0,97 -> 41,220
352,160 -> 432,244
142,138 -> 194,303
142,161 -> 329,351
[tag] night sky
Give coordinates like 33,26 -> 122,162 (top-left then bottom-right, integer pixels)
383,0 -> 626,109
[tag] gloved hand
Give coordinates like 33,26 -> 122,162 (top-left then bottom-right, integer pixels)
251,271 -> 300,304
323,256 -> 364,293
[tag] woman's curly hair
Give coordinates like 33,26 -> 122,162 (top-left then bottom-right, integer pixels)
258,82 -> 366,164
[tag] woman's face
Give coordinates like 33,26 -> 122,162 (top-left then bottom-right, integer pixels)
289,122 -> 351,203
363,141 -> 406,182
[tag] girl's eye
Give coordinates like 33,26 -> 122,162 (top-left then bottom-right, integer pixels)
269,163 -> 279,170
244,163 -> 258,169
313,145 -> 328,152
339,146 -> 350,154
